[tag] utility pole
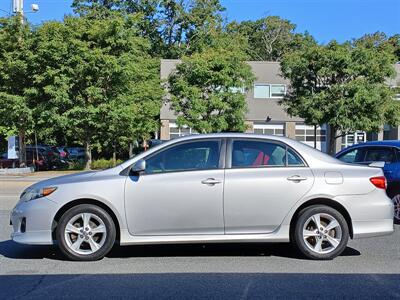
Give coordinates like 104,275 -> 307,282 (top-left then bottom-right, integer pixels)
10,0 -> 39,168
12,0 -> 24,23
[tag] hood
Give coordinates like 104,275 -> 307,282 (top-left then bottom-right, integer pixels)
30,171 -> 98,189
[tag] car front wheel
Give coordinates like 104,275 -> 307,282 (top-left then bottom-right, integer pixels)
293,205 -> 349,260
56,204 -> 116,261
392,194 -> 400,224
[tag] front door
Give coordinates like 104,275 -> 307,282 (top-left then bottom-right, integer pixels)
224,139 -> 314,234
124,139 -> 225,236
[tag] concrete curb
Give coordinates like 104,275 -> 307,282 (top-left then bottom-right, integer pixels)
0,167 -> 34,175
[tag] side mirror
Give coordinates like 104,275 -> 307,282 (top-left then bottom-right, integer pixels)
130,159 -> 146,174
369,161 -> 385,168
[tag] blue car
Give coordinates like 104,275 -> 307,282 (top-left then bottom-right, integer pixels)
335,140 -> 400,223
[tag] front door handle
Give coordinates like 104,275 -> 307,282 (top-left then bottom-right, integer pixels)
201,178 -> 221,185
287,175 -> 307,182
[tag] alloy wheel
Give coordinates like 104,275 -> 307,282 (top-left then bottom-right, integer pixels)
302,213 -> 343,254
393,195 -> 400,222
64,213 -> 107,255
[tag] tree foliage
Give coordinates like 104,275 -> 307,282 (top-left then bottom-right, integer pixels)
168,33 -> 255,133
280,40 -> 399,154
227,16 -> 313,61
72,0 -> 225,58
0,17 -> 36,165
28,15 -> 163,168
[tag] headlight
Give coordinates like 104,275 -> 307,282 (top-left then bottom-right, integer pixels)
20,187 -> 57,202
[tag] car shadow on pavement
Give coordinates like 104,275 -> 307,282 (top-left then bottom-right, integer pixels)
0,239 -> 360,261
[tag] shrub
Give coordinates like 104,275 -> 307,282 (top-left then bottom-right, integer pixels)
91,158 -> 123,170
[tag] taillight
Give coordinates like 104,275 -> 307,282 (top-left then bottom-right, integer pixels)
370,176 -> 386,189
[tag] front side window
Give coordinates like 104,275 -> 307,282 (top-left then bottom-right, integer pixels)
364,147 -> 395,164
231,140 -> 286,167
337,148 -> 366,163
145,140 -> 221,174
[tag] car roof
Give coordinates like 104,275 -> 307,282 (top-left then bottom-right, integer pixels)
343,140 -> 400,149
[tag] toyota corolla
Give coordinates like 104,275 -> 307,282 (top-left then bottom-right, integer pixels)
10,133 -> 394,261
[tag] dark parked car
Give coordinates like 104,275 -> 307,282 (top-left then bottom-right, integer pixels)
52,146 -> 70,160
335,140 -> 400,223
66,147 -> 86,161
0,150 -> 49,170
26,145 -> 67,169
0,152 -> 19,168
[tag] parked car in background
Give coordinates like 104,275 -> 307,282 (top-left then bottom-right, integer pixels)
0,152 -> 19,168
66,147 -> 85,161
335,141 -> 400,224
1,149 -> 49,170
26,145 -> 67,170
148,139 -> 165,148
52,146 -> 70,160
10,133 -> 393,261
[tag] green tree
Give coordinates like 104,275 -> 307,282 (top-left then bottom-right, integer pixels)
30,15 -> 163,168
227,16 -> 309,61
280,40 -> 399,154
355,32 -> 399,63
168,33 -> 255,133
0,17 -> 35,166
72,0 -> 226,58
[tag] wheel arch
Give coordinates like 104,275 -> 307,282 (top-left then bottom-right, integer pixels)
52,198 -> 121,243
289,198 -> 353,241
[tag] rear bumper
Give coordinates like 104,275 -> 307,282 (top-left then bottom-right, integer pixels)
352,219 -> 394,239
334,189 -> 394,239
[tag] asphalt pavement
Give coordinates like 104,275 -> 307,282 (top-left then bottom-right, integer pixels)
0,173 -> 399,299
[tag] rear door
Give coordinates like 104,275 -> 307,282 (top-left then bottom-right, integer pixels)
223,138 -> 314,234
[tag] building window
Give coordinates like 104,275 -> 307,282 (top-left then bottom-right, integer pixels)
253,84 -> 286,99
271,84 -> 286,98
253,124 -> 285,136
295,124 -> 327,151
169,123 -> 197,139
254,84 -> 270,99
340,131 -> 366,150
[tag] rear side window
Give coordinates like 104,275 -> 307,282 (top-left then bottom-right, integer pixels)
231,140 -> 287,167
287,148 -> 305,166
364,147 -> 395,163
337,148 -> 366,163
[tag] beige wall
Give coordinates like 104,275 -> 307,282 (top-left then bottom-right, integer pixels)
160,119 -> 170,140
284,122 -> 296,139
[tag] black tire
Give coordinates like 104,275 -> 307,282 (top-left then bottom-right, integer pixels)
56,204 -> 116,261
392,195 -> 400,225
293,205 -> 349,260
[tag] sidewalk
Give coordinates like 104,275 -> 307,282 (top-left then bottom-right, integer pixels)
0,170 -> 83,182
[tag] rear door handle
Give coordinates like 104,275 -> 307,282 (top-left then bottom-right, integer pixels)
201,178 -> 221,185
287,175 -> 307,182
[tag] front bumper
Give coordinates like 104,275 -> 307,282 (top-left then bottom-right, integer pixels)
10,197 -> 60,245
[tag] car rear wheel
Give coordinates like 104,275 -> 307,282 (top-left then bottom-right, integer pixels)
293,205 -> 349,260
56,204 -> 116,261
392,194 -> 400,224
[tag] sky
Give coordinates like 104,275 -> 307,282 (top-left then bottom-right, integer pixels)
0,0 -> 399,43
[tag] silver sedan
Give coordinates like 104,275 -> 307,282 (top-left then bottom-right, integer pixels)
10,134 -> 394,261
